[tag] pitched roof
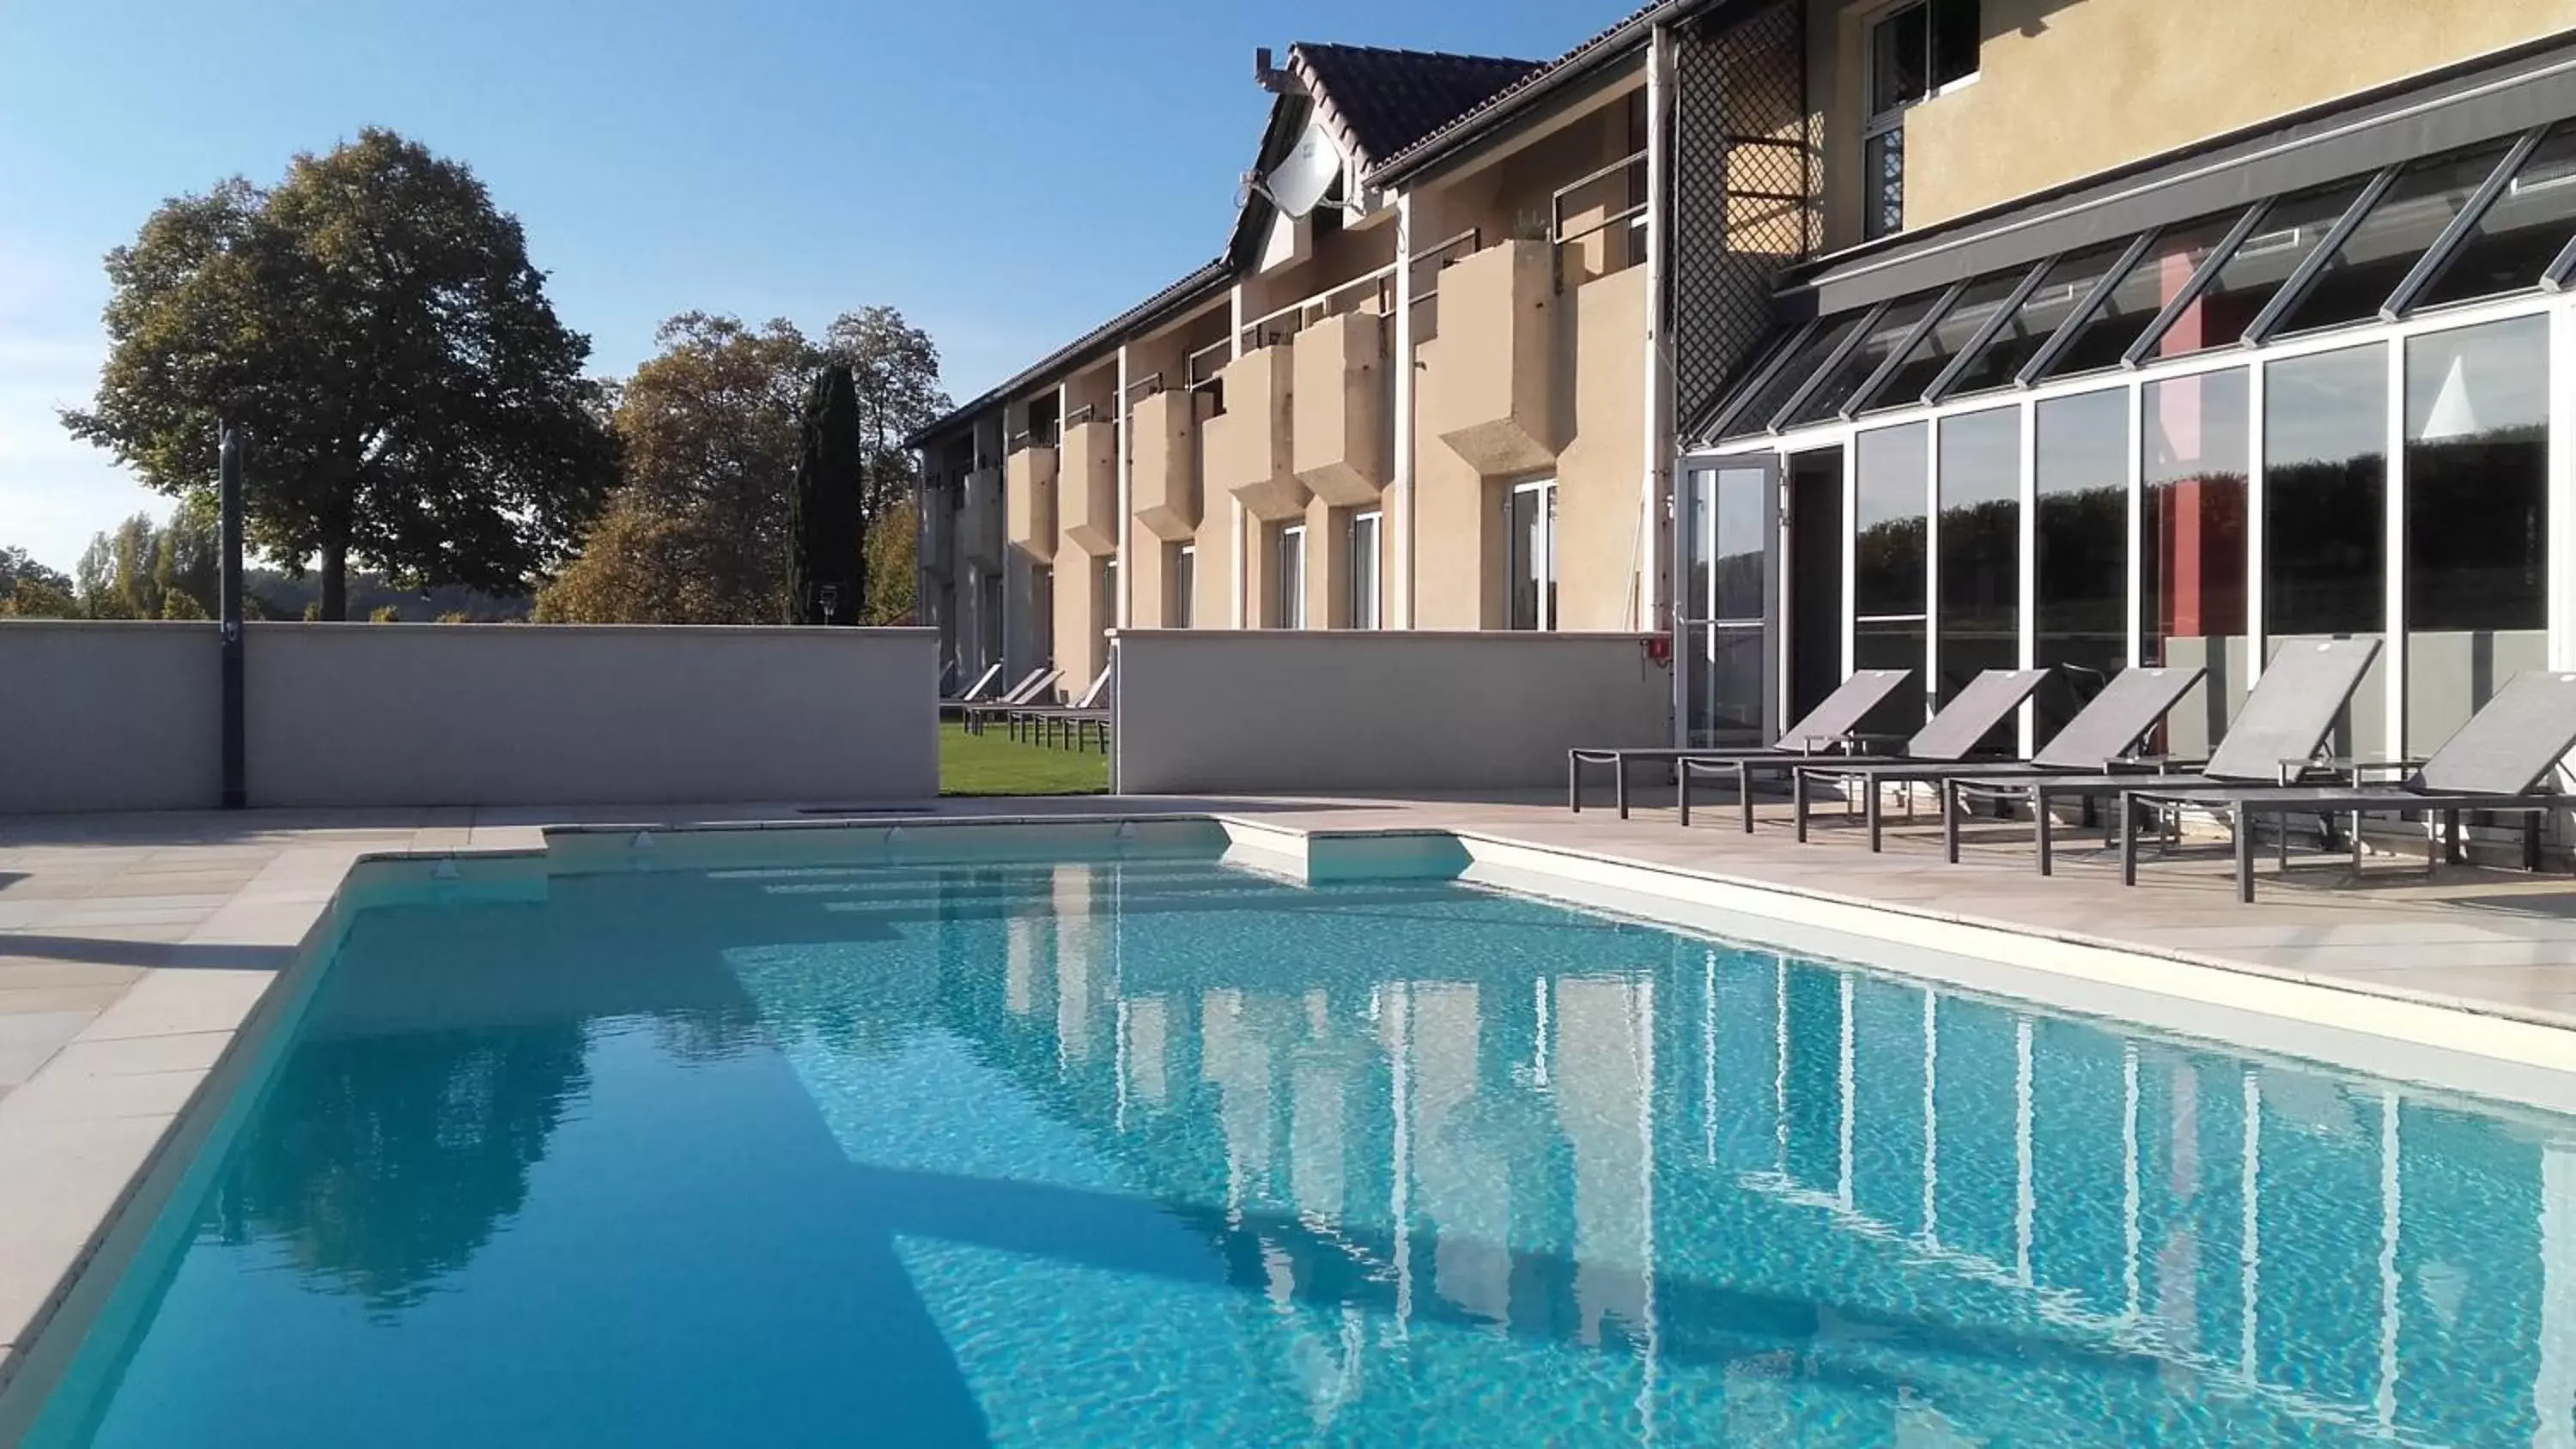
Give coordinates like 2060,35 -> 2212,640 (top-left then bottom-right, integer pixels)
1288,43 -> 1545,172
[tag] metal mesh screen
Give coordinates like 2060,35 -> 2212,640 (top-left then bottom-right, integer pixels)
1670,0 -> 1817,434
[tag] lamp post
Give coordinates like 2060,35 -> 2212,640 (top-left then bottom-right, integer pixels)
217,422 -> 246,809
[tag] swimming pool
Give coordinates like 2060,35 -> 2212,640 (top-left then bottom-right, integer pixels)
15,846 -> 2576,1446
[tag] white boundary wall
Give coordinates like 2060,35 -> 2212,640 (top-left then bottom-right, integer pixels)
3,621 -> 938,813
1112,630 -> 1670,795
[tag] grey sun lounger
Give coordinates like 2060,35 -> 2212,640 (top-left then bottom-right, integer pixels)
1788,664 -> 2204,852
1006,664 -> 1116,749
949,662 -> 1005,705
959,667 -> 1063,731
1678,667 -> 2048,834
1567,669 -> 1915,818
2120,669 -> 2576,902
1938,637 -> 2384,876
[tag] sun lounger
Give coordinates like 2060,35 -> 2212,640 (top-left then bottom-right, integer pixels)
1937,637 -> 2382,875
1006,664 -> 1115,750
959,667 -> 1062,731
1785,664 -> 2204,852
1678,667 -> 2048,834
1567,669 -> 1915,818
2120,669 -> 2576,901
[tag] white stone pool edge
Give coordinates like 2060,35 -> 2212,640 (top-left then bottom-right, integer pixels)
4,808 -> 2576,1428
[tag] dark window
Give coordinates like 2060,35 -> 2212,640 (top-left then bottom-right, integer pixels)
2141,369 -> 2249,752
1865,129 -> 1907,241
2140,179 -> 2371,359
2034,390 -> 2129,737
1862,269 -> 2031,410
1855,422 -> 1929,686
1941,242 -> 2129,397
2274,142 -> 2518,337
1783,289 -> 1949,427
1864,0 -> 1978,241
1935,408 -> 2020,712
2414,125 -> 2576,311
2263,343 -> 2387,638
2041,210 -> 2247,379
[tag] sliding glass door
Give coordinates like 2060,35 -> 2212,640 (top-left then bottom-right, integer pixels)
1680,459 -> 1778,746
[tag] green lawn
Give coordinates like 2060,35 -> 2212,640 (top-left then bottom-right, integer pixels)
939,721 -> 1109,796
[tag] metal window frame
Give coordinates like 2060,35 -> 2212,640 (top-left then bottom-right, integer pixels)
2121,201 -> 2273,367
2384,127 -> 2547,318
2016,227 -> 2161,385
2239,165 -> 2402,346
1708,318 -> 1820,440
1842,282 -> 1967,419
1923,256 -> 2055,403
1770,302 -> 1890,432
2547,230 -> 2576,292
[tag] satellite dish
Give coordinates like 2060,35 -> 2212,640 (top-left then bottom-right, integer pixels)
1265,121 -> 1343,219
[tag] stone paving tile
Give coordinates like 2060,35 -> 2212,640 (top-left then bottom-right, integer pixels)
0,961 -> 145,992
0,985 -> 136,1018
0,1014 -> 94,1088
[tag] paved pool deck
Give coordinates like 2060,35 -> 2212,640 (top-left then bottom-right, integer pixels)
5,789 -> 2576,1388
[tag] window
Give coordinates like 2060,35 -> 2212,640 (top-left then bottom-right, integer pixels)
2134,179 -> 2372,359
2141,369 -> 2249,750
1508,481 -> 1558,630
2038,209 -> 2248,379
1170,544 -> 1195,628
1685,464 -> 1773,745
1030,566 -> 1055,666
1863,0 -> 1979,239
1096,555 -> 1118,640
2033,390 -> 2129,736
2272,141 -> 2518,338
2265,343 -> 2390,759
2411,125 -> 2576,311
1941,242 -> 2129,397
1348,512 -> 1382,629
1273,525 -> 1306,629
1935,409 -> 2019,711
1722,314 -> 1868,438
1783,289 -> 1950,427
1854,423 -> 1929,685
1862,269 -> 2029,410
2404,317 -> 2549,750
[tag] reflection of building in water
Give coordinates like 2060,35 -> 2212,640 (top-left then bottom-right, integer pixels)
1741,960 -> 2576,1444
1403,981 -> 1513,1327
1054,864 -> 1096,1064
1554,977 -> 1656,1352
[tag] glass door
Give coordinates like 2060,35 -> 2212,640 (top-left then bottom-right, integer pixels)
1680,458 -> 1780,747
1508,480 -> 1558,630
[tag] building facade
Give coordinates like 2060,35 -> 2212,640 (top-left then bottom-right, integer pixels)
917,0 -> 2576,767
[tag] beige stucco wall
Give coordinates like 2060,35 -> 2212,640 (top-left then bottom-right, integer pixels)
1555,265 -> 1649,632
1112,629 -> 1669,793
1206,345 -> 1308,523
1291,310 -> 1390,507
1005,444 -> 1057,561
1059,419 -> 1118,555
0,621 -> 222,813
1884,0 -> 2576,231
1050,554 -> 1109,697
1,621 -> 939,812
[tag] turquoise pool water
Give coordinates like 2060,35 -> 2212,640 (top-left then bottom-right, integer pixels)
18,852 -> 2576,1446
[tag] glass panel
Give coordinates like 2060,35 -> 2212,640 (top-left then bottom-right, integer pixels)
1870,2 -> 1929,112
2275,142 -> 2518,337
1349,515 -> 1381,629
1942,243 -> 2128,397
1507,485 -> 1555,631
1929,0 -> 1979,88
1275,527 -> 1306,630
1855,423 -> 1929,703
1865,130 -> 1906,240
1935,409 -> 2020,727
2034,390 -> 2129,742
2265,343 -> 2390,762
1783,290 -> 1948,427
2142,369 -> 2249,755
2040,211 -> 2245,378
1723,315 -> 1864,439
1690,623 -> 1768,746
2148,179 -> 2370,358
1171,546 -> 1194,628
1864,270 -> 2026,411
2414,125 -> 2576,311
2404,316 -> 2549,753
1690,464 -> 1771,623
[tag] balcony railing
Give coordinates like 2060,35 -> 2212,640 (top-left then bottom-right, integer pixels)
1006,420 -> 1060,452
1552,149 -> 1648,292
1238,260 -> 1399,352
1404,227 -> 1482,343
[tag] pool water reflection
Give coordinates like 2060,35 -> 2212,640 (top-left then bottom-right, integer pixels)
23,857 -> 2576,1446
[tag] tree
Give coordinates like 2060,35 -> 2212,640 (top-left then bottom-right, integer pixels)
63,128 -> 618,619
0,547 -> 76,617
536,313 -> 817,623
72,512 -> 165,619
156,493 -> 220,619
864,497 -> 918,625
788,365 -> 866,624
822,306 -> 951,524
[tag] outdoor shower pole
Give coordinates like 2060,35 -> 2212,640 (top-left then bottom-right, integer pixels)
217,422 -> 246,809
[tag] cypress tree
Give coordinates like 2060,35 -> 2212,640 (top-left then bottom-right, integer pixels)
787,364 -> 867,623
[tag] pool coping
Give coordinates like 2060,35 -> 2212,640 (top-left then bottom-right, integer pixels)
5,805 -> 2576,1422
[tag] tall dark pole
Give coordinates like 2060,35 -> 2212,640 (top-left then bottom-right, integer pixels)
218,422 -> 246,810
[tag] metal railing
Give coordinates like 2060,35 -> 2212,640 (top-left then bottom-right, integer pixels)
1551,149 -> 1649,292
1005,421 -> 1060,452
1184,338 -> 1231,390
1062,403 -> 1098,427
1237,259 -> 1400,351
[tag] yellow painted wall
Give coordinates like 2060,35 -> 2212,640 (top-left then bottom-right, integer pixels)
1051,553 -> 1108,699
1866,0 -> 2576,232
1554,265 -> 1648,632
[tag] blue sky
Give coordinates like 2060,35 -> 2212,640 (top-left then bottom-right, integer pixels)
0,0 -> 1625,572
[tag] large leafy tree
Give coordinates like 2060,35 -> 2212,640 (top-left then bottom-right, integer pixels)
787,364 -> 866,624
63,129 -> 617,619
538,307 -> 946,625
